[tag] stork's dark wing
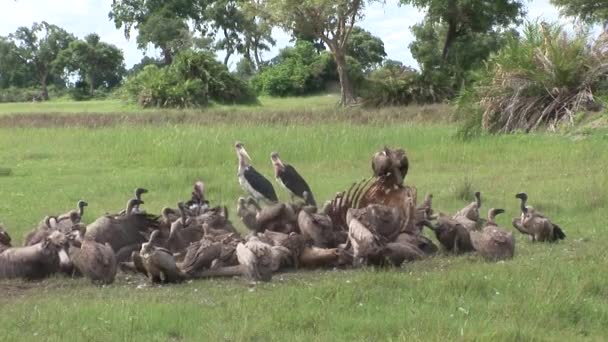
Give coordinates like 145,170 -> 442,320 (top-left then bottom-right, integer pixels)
244,166 -> 278,202
279,165 -> 316,206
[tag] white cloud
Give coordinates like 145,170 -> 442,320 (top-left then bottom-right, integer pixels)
0,0 -> 596,69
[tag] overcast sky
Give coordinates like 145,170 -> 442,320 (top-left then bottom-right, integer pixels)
0,0 -> 571,69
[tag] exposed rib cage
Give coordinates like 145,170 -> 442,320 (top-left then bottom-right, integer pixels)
326,177 -> 418,233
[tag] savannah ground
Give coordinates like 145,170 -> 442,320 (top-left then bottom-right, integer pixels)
0,96 -> 607,341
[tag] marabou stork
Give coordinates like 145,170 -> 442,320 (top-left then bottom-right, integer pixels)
270,152 -> 316,206
235,142 -> 278,204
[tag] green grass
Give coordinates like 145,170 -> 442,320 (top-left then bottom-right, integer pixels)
0,107 -> 607,340
0,94 -> 341,115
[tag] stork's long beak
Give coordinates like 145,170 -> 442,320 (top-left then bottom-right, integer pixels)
241,148 -> 252,162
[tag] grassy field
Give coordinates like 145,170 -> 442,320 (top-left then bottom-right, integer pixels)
0,94 -> 341,115
0,99 -> 607,341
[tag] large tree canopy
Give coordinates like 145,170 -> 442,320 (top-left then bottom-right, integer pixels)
56,34 -> 126,93
109,0 -> 205,65
9,22 -> 75,99
400,0 -> 525,59
0,36 -> 37,88
346,27 -> 386,72
266,0 -> 374,105
410,20 -> 517,93
551,0 -> 608,25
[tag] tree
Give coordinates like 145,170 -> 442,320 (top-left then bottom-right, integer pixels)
266,0 -> 373,105
9,22 -> 75,99
109,0 -> 204,65
241,1 -> 276,69
0,36 -> 36,88
345,27 -> 386,72
57,34 -> 126,93
551,0 -> 608,25
400,0 -> 525,60
409,20 -> 517,93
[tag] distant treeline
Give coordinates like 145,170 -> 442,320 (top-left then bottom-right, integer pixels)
1,0 -> 607,132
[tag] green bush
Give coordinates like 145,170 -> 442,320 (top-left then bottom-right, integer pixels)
123,51 -> 256,108
0,86 -> 67,103
457,22 -> 608,134
252,41 -> 335,97
361,62 -> 447,107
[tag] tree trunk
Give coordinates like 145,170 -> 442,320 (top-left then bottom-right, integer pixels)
223,49 -> 233,66
442,0 -> 459,60
332,50 -> 356,106
253,42 -> 261,70
442,20 -> 458,60
40,73 -> 49,101
161,47 -> 173,65
88,75 -> 95,94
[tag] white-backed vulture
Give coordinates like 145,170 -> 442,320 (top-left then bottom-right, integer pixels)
347,204 -> 402,243
0,231 -> 66,280
191,237 -> 275,282
0,224 -> 12,253
56,200 -> 88,233
381,242 -> 425,266
297,209 -> 338,248
140,230 -> 185,284
299,246 -> 351,268
471,208 -> 515,261
371,147 -> 409,186
117,188 -> 148,215
347,216 -> 382,266
424,216 -> 475,254
512,193 -> 566,242
454,191 -> 481,222
68,229 -> 117,284
237,197 -> 260,232
255,202 -> 298,234
395,233 -> 438,256
85,199 -> 159,262
23,216 -> 58,246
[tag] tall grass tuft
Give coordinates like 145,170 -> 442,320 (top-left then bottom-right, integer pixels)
458,22 -> 608,134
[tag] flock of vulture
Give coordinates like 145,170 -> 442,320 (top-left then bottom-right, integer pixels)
0,143 -> 566,285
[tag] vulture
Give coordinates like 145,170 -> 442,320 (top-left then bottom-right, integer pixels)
424,216 -> 475,254
453,215 -> 479,232
395,233 -> 438,257
347,215 -> 382,266
235,141 -> 278,204
371,147 -> 409,186
237,197 -> 260,232
166,214 -> 204,256
185,181 -> 209,215
56,200 -> 88,232
24,216 -> 59,246
512,193 -> 565,242
299,246 -> 351,268
255,202 -> 298,234
380,242 -> 425,266
347,204 -> 402,243
0,231 -> 66,280
192,237 -> 275,282
68,228 -> 117,284
454,191 -> 481,222
0,224 -> 12,253
270,152 -> 316,206
179,235 -> 240,276
117,188 -> 148,215
140,230 -> 185,284
471,208 -> 515,261
84,198 -> 159,262
297,209 -> 339,248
